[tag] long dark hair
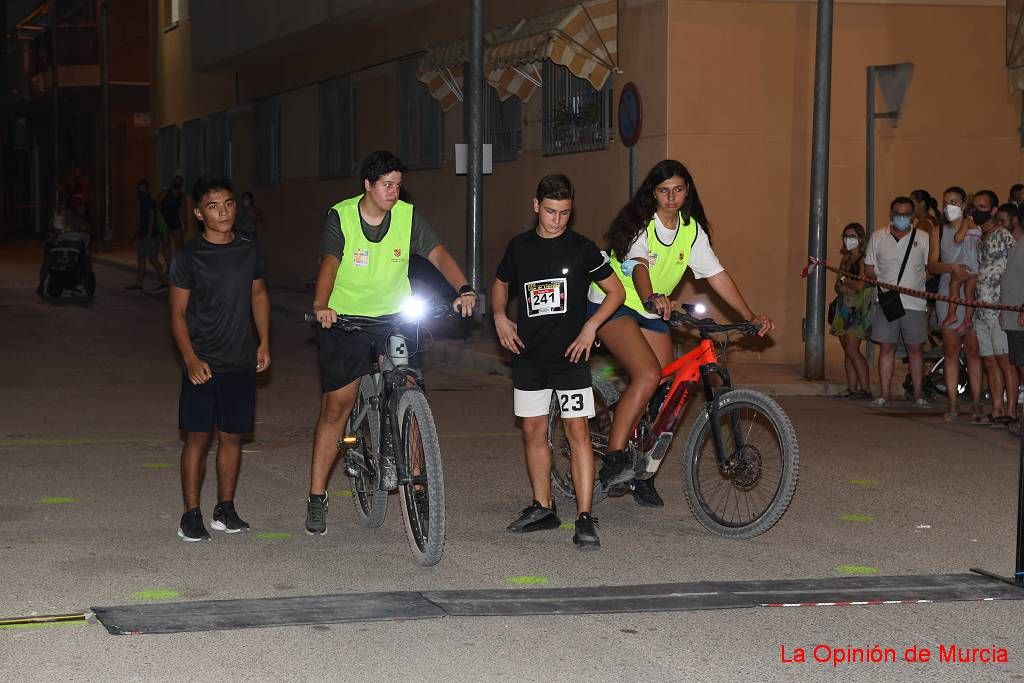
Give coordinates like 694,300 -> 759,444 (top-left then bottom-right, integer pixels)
605,159 -> 711,261
910,189 -> 941,225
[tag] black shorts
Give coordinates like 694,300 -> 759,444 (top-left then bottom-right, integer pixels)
178,369 -> 256,434
1007,331 -> 1024,367
511,357 -> 591,392
318,326 -> 387,393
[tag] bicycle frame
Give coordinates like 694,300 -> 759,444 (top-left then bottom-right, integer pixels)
604,332 -> 742,472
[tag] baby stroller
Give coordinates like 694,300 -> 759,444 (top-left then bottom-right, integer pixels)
43,231 -> 96,298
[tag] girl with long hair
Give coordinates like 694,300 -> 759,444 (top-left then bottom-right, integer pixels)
587,160 -> 775,506
829,222 -> 873,398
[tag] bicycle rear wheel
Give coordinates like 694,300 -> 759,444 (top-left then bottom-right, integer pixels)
548,376 -> 618,502
681,389 -> 798,539
349,376 -> 387,528
396,389 -> 445,566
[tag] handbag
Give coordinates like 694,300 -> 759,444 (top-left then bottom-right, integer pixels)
877,228 -> 916,322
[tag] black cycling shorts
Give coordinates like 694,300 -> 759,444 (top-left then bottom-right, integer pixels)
317,325 -> 386,393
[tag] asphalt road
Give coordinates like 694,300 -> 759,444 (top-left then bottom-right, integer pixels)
2,244 -> 1023,681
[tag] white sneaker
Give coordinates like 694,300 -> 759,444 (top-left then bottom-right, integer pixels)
870,397 -> 888,409
913,398 -> 932,409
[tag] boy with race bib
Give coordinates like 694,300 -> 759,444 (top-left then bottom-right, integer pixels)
491,175 -> 625,549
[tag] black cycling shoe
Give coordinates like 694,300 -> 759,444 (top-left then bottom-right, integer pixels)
572,512 -> 600,550
210,500 -> 250,533
507,500 -> 560,533
598,450 -> 632,488
632,477 -> 664,507
178,507 -> 211,542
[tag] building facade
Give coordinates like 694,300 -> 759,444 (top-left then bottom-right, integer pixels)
153,0 -> 1019,367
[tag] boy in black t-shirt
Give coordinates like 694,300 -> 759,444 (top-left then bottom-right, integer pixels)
168,177 -> 271,542
492,175 -> 625,549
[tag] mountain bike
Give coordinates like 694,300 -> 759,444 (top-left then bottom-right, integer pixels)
305,300 -> 454,566
547,304 -> 799,539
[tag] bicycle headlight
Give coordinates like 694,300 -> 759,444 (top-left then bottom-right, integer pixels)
693,303 -> 707,315
400,296 -> 427,321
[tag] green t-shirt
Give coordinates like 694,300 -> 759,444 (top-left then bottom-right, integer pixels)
319,207 -> 440,260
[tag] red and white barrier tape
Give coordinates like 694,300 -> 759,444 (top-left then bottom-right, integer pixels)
802,257 -> 1024,313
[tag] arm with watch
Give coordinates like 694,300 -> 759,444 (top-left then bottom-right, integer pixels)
425,244 -> 477,317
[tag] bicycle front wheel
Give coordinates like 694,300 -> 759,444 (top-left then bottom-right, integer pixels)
349,375 -> 387,528
681,389 -> 798,539
396,390 -> 445,566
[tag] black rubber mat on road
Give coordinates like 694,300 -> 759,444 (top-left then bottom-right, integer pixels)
91,573 -> 1024,635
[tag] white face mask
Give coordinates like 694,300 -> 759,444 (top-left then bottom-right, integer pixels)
944,204 -> 963,222
843,237 -> 859,251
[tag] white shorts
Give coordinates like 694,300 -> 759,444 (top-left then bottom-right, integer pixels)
514,387 -> 595,419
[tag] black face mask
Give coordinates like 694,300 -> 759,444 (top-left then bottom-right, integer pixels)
972,209 -> 992,225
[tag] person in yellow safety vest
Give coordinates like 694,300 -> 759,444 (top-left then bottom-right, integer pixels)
586,159 -> 776,507
304,150 -> 476,536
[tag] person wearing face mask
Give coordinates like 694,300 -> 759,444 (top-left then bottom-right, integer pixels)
1008,184 -> 1023,207
970,191 -> 1018,428
864,196 -> 931,409
927,186 -> 984,422
829,223 -> 873,399
938,201 -> 983,332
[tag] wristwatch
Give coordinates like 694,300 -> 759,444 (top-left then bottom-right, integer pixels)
458,285 -> 476,297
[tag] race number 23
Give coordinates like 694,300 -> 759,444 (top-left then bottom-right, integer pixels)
560,393 -> 584,412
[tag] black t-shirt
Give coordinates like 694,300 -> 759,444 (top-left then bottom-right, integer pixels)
169,234 -> 266,372
495,228 -> 612,362
319,207 -> 440,260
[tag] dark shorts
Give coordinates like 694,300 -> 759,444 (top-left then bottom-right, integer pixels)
1007,331 -> 1024,367
511,357 -> 591,392
587,301 -> 670,334
317,325 -> 386,393
179,369 -> 256,434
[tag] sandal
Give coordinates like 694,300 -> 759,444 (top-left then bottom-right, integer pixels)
1010,419 -> 1022,437
969,413 -> 993,426
853,390 -> 873,400
991,415 -> 1015,428
833,389 -> 856,398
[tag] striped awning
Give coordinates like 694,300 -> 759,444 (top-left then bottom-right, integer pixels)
417,0 -> 618,111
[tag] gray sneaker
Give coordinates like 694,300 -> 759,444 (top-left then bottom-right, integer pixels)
379,456 -> 398,491
305,492 -> 328,535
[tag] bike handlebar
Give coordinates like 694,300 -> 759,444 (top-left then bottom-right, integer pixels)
669,303 -> 762,336
303,303 -> 459,332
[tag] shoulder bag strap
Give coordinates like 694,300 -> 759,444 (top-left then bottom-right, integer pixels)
894,228 -> 917,286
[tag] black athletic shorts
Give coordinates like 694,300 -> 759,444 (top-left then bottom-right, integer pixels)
178,369 -> 256,434
317,325 -> 388,393
1007,330 -> 1024,368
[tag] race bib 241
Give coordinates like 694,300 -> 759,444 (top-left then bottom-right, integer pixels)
524,278 -> 567,317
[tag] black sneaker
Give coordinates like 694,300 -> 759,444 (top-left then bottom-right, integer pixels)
178,507 -> 211,542
305,492 -> 328,535
506,500 -> 560,533
379,456 -> 398,491
632,477 -> 664,507
598,449 -> 632,488
210,501 -> 250,533
573,512 -> 600,550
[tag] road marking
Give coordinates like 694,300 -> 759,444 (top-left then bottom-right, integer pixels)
38,497 -> 75,504
559,522 -> 575,530
0,620 -> 87,631
256,532 -> 291,540
839,514 -> 875,523
506,576 -> 549,585
848,479 -> 879,487
141,463 -> 175,469
132,590 -> 180,601
835,565 -> 879,575
332,490 -> 354,498
0,437 -> 160,448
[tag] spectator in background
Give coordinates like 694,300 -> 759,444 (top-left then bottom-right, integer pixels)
158,175 -> 187,264
928,186 -> 984,422
235,192 -> 266,241
911,189 -> 941,233
864,196 -> 931,409
1008,183 -> 1024,207
830,222 -> 873,399
999,206 -> 1024,436
971,195 -> 1018,427
127,179 -> 168,291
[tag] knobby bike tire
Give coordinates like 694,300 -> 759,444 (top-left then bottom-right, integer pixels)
681,389 -> 799,539
349,375 -> 387,528
548,376 -> 619,503
397,390 -> 446,566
